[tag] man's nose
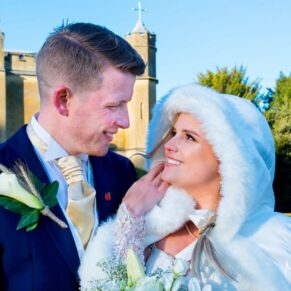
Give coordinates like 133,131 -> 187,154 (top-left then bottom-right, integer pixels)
115,108 -> 130,129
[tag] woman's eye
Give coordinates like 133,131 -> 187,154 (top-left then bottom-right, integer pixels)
186,134 -> 195,141
169,128 -> 176,137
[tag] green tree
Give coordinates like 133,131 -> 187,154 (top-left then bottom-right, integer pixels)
265,73 -> 291,212
272,72 -> 291,107
197,66 -> 261,101
197,67 -> 291,212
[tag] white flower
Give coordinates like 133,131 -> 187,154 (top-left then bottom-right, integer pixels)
202,284 -> 212,291
173,258 -> 190,277
135,276 -> 163,291
0,172 -> 43,209
162,273 -> 174,291
126,248 -> 145,287
171,277 -> 184,291
188,277 -> 201,291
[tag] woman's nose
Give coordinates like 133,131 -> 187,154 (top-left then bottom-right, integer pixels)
164,137 -> 178,152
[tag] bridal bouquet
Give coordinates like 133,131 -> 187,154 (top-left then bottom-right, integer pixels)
85,249 -> 204,291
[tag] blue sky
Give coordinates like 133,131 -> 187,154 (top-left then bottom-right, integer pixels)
1,0 -> 291,97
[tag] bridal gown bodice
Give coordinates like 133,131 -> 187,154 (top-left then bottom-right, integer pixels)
145,243 -> 237,291
113,204 -> 238,290
146,242 -> 196,275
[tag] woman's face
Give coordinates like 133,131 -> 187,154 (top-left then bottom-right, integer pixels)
162,113 -> 220,194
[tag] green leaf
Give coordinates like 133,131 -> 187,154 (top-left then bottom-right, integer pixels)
28,170 -> 46,193
0,196 -> 31,215
41,181 -> 59,207
17,209 -> 40,230
26,222 -> 38,231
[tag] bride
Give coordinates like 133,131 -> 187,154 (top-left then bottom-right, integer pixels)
79,85 -> 291,290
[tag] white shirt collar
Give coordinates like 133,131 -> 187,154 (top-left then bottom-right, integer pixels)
30,113 -> 88,162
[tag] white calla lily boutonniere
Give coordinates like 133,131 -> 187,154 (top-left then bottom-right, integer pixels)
0,163 -> 67,231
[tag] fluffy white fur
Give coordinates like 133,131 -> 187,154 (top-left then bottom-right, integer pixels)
146,84 -> 290,289
147,85 -> 275,241
79,186 -> 195,289
144,186 -> 195,246
80,84 -> 291,290
78,218 -> 115,290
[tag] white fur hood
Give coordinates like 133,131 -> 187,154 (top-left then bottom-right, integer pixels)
79,85 -> 291,290
147,84 -> 276,240
146,84 -> 291,289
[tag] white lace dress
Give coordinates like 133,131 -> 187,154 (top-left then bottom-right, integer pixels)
113,203 -> 235,291
146,242 -> 196,274
79,186 -> 291,291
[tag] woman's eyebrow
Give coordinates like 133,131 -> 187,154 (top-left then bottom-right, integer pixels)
182,129 -> 200,138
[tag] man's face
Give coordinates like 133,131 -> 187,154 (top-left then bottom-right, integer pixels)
64,65 -> 136,156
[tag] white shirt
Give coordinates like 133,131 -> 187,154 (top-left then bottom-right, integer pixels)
29,114 -> 99,258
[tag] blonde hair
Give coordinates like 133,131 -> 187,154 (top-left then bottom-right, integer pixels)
149,112 -> 235,282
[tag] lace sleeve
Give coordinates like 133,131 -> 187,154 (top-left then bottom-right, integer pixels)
114,202 -> 145,265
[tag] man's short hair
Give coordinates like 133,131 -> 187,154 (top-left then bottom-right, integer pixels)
36,22 -> 146,95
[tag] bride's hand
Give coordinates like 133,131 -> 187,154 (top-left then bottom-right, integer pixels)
123,163 -> 170,217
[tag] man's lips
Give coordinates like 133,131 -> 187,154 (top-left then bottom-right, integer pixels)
104,131 -> 117,141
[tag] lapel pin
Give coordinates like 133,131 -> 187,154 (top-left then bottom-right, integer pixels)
104,192 -> 111,201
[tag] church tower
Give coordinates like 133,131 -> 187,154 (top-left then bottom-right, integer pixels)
0,29 -> 6,141
113,1 -> 158,169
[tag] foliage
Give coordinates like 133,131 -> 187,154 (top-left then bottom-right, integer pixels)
84,250 -> 191,291
265,73 -> 291,212
197,67 -> 291,212
272,72 -> 291,107
135,167 -> 147,179
197,66 -> 261,101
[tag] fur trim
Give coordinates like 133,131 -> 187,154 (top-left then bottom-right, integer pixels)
147,84 -> 275,240
80,84 -> 291,289
146,84 -> 290,288
144,186 -> 195,246
79,218 -> 115,290
79,187 -> 195,287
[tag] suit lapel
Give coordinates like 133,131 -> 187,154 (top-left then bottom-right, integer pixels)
90,155 -> 117,223
43,205 -> 80,278
7,126 -> 80,278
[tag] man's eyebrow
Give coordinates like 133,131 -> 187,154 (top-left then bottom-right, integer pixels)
105,101 -> 122,106
105,99 -> 129,105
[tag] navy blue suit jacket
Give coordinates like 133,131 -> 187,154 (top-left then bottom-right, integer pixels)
0,125 -> 137,291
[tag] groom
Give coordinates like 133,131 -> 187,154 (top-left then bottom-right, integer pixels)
0,22 -> 148,291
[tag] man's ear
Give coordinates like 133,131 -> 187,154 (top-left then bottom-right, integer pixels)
52,86 -> 72,116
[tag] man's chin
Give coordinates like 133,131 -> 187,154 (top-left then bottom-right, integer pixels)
89,146 -> 109,157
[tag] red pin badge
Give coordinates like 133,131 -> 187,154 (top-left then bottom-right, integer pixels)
104,192 -> 111,201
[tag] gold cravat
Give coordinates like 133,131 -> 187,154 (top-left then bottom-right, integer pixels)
56,156 -> 95,247
26,124 -> 96,247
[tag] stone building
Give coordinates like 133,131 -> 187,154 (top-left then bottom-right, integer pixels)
0,31 -> 39,142
114,17 -> 158,168
0,16 -> 157,169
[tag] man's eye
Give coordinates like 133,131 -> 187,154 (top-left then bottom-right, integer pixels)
107,105 -> 119,111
